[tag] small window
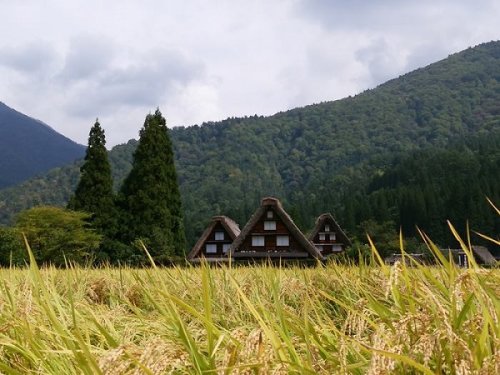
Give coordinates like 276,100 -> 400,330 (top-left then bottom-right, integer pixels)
329,232 -> 336,241
214,231 -> 224,241
324,224 -> 330,232
317,245 -> 324,251
206,244 -> 217,254
222,243 -> 231,253
264,221 -> 276,230
266,210 -> 273,219
319,233 -> 326,241
276,235 -> 289,246
332,245 -> 342,252
252,236 -> 265,246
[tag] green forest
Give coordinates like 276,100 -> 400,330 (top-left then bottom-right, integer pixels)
0,41 -> 500,262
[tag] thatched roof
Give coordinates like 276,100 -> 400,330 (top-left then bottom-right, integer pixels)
229,197 -> 324,261
471,245 -> 496,265
440,246 -> 496,266
307,213 -> 352,247
187,216 -> 240,261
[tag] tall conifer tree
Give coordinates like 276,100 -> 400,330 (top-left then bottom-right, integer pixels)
119,109 -> 185,261
68,119 -> 115,236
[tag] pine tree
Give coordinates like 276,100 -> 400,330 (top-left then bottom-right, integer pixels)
119,109 -> 185,261
68,119 -> 116,236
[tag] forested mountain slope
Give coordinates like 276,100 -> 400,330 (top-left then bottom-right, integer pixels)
0,102 -> 85,188
1,41 -> 499,247
344,132 -> 500,251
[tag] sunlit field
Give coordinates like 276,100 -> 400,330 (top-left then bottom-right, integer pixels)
0,239 -> 498,374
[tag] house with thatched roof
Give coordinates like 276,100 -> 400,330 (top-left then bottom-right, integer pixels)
187,216 -> 240,263
308,213 -> 352,257
440,245 -> 496,267
228,197 -> 324,262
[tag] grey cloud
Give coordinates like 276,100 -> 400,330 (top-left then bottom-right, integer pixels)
64,49 -> 206,117
297,0 -> 497,32
58,35 -> 116,82
355,38 -> 400,86
404,42 -> 451,73
0,41 -> 57,74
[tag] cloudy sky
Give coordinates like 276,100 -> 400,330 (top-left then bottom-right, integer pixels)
0,0 -> 499,146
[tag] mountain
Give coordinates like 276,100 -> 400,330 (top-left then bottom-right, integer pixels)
1,41 -> 500,247
345,132 -> 500,253
0,102 -> 85,188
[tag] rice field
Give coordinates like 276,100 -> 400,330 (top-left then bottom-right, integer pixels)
0,236 -> 498,375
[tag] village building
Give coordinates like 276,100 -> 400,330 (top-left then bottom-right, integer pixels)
228,197 -> 324,262
308,213 -> 352,256
440,245 -> 497,267
187,216 -> 240,263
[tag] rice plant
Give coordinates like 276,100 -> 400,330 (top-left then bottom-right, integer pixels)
0,228 -> 498,373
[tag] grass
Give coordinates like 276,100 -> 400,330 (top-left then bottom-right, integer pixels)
0,241 -> 498,374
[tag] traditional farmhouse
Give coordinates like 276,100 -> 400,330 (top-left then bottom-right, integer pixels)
187,216 -> 240,263
308,213 -> 352,256
228,197 -> 324,262
441,246 -> 497,267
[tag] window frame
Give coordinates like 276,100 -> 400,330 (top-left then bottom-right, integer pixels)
276,235 -> 289,247
252,235 -> 265,247
205,244 -> 217,254
264,221 -> 276,230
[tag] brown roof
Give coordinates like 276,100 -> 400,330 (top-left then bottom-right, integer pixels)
440,246 -> 496,266
307,213 -> 352,247
187,216 -> 240,261
472,245 -> 496,265
229,197 -> 324,261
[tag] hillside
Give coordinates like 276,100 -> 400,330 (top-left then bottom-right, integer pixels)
1,41 -> 500,246
344,132 -> 500,253
0,102 -> 85,188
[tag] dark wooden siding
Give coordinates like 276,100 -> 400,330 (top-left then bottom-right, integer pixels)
312,218 -> 346,256
238,208 -> 305,254
200,222 -> 233,258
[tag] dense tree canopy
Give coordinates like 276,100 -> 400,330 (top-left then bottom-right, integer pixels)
68,119 -> 116,236
14,206 -> 101,266
343,133 -> 500,252
118,109 -> 185,261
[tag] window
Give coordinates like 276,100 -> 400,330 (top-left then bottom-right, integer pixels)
214,231 -> 224,241
276,235 -> 289,246
329,232 -> 336,241
319,233 -> 326,241
264,221 -> 276,230
222,243 -> 231,253
252,236 -> 265,246
316,245 -> 324,251
266,210 -> 273,219
206,244 -> 217,254
332,245 -> 342,252
324,224 -> 330,232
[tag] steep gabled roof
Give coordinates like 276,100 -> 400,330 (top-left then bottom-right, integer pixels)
471,245 -> 496,265
229,197 -> 324,260
187,216 -> 240,261
308,213 -> 352,247
440,246 -> 497,266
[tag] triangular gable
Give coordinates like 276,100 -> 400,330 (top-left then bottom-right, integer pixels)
187,216 -> 241,262
229,197 -> 324,261
308,213 -> 352,256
